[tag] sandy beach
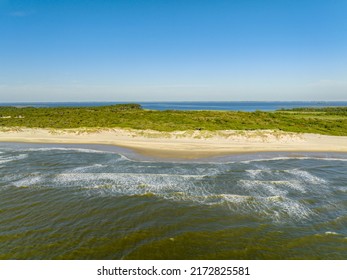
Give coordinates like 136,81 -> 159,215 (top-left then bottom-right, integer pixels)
0,127 -> 346,159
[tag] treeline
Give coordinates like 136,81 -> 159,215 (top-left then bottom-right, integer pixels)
281,106 -> 347,116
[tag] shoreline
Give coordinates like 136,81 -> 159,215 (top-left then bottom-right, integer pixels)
1,127 -> 347,159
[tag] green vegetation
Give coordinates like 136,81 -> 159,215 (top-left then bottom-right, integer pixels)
0,104 -> 346,136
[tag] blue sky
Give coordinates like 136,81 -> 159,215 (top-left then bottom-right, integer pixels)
1,0 -> 346,101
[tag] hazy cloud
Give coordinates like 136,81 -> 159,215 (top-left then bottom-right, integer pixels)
1,81 -> 346,102
146,84 -> 210,89
303,79 -> 347,100
307,79 -> 347,88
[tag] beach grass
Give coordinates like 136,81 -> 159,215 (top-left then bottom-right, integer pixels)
0,104 -> 346,136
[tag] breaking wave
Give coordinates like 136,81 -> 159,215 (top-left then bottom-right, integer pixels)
0,145 -> 346,224
0,154 -> 28,164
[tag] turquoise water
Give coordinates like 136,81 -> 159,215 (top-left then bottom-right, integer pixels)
0,143 -> 346,259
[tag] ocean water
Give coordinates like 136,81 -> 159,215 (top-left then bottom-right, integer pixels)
0,143 -> 346,259
1,101 -> 347,111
